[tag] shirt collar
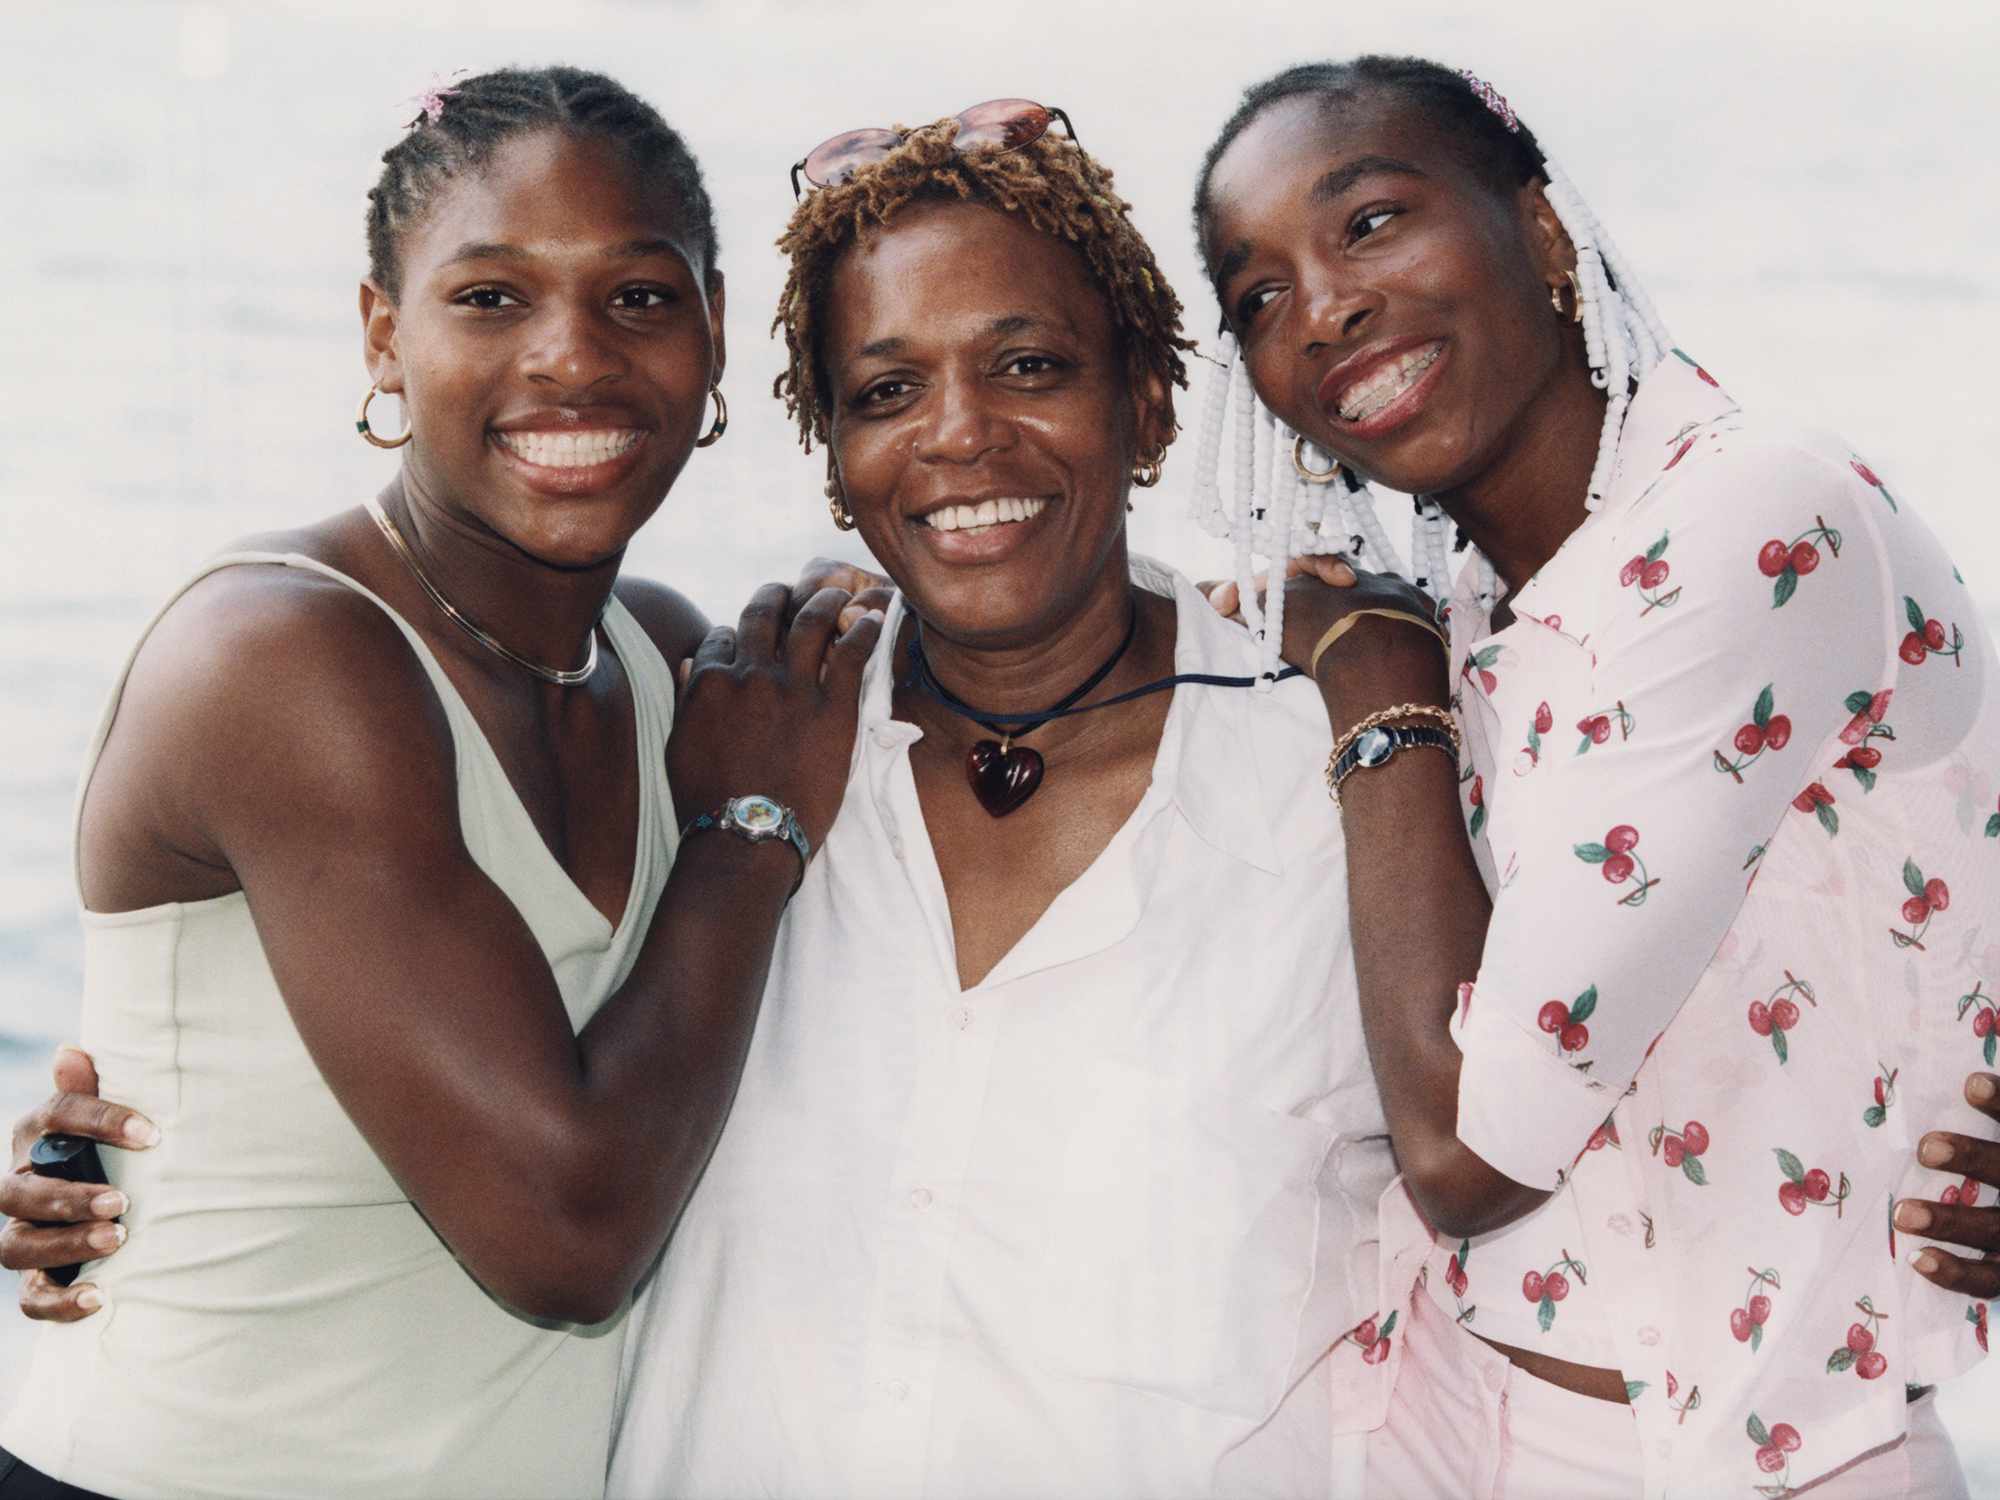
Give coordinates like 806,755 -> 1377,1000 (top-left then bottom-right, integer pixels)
856,555 -> 1285,877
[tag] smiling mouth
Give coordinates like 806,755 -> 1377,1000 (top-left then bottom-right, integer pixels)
493,429 -> 647,468
1334,343 -> 1445,423
917,497 -> 1050,534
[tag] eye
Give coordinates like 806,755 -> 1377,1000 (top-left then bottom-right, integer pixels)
613,285 -> 675,311
857,377 -> 915,407
1349,206 -> 1400,243
454,285 -> 521,311
1235,285 -> 1281,327
1000,353 -> 1065,379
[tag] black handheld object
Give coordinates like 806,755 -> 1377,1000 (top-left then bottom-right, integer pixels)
28,1134 -> 110,1288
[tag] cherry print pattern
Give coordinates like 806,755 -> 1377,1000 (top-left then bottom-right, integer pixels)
1747,1412 -> 1802,1496
1521,1249 -> 1588,1333
1791,780 -> 1839,837
1575,824 -> 1658,906
1747,971 -> 1816,1064
1343,1308 -> 1397,1366
1860,1063 -> 1897,1129
1668,1370 -> 1702,1426
1518,700 -> 1553,774
1536,985 -> 1600,1064
1890,858 -> 1947,951
1714,685 -> 1791,782
1650,1118 -> 1712,1185
1956,981 -> 1997,1067
1849,455 -> 1899,513
1672,347 -> 1721,388
1898,595 -> 1964,668
1825,1295 -> 1888,1381
1758,514 -> 1843,609
1730,1267 -> 1782,1353
1618,531 -> 1682,615
1574,701 -> 1635,757
1968,1302 -> 1989,1353
1774,1149 -> 1850,1217
1985,793 -> 2000,840
1462,644 -> 1503,696
1461,766 -> 1485,840
1938,1176 -> 1980,1209
1832,688 -> 1896,794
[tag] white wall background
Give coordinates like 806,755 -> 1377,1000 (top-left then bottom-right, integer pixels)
3,0 -> 1996,1476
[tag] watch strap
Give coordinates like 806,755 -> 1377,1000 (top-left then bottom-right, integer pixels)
1327,724 -> 1459,803
680,800 -> 812,897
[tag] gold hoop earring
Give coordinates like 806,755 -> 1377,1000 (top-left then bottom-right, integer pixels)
355,383 -> 412,449
824,479 -> 857,531
694,383 -> 728,448
1551,270 -> 1583,325
1130,451 -> 1163,489
1292,434 -> 1339,484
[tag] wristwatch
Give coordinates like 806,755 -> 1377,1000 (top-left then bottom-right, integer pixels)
681,795 -> 812,896
1328,724 -> 1459,804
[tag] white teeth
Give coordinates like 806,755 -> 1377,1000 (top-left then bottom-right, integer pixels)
496,429 -> 644,468
1337,344 -> 1443,422
920,497 -> 1049,533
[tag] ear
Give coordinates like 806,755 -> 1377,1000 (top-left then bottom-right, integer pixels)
359,280 -> 404,395
1128,357 -> 1176,465
1517,178 -> 1577,287
704,272 -> 728,385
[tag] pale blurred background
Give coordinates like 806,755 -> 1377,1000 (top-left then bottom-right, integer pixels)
3,0 -> 1996,1476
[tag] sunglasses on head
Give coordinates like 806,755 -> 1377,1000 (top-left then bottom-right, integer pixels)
790,98 -> 1080,200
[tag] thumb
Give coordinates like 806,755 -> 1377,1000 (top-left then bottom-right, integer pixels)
52,1044 -> 100,1098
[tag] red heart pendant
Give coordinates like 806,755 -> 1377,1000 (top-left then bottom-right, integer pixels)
966,740 -> 1044,818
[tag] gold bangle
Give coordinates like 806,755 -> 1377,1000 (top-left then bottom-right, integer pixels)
1328,702 -> 1461,768
1309,608 -> 1447,679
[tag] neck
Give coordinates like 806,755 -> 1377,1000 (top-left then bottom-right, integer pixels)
1432,363 -> 1608,600
897,551 -> 1171,760
380,473 -> 620,677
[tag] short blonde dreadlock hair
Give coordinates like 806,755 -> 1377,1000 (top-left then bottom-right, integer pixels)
772,119 -> 1195,453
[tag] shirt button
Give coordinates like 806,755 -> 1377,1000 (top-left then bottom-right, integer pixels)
910,1187 -> 933,1210
884,1378 -> 910,1401
953,1005 -> 975,1030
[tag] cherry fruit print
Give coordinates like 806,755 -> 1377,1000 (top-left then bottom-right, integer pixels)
1714,685 -> 1791,782
1825,1295 -> 1889,1381
1618,531 -> 1681,615
1830,687 -> 1896,796
1667,1369 -> 1702,1426
1939,1175 -> 1981,1209
1792,780 -> 1839,837
1574,701 -> 1635,757
1746,1412 -> 1803,1497
1956,980 -> 1997,1067
1849,455 -> 1899,513
1898,594 -> 1964,668
1461,644 -> 1504,697
1536,984 -> 1600,1064
1343,1308 -> 1396,1365
1890,857 -> 1947,951
1461,766 -> 1485,840
1861,1063 -> 1898,1129
1774,1149 -> 1850,1217
1442,1237 -> 1476,1326
1650,1118 -> 1712,1185
1730,1266 -> 1783,1352
1575,823 -> 1658,906
1521,1249 -> 1587,1333
1968,1301 -> 1990,1353
1517,700 -> 1553,775
1985,793 -> 2000,841
1758,513 -> 1843,610
1747,971 -> 1816,1064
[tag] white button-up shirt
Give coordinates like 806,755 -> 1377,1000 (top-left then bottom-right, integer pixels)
609,559 -> 1394,1499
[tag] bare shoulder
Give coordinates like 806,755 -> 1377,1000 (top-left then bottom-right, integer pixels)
613,575 -> 709,663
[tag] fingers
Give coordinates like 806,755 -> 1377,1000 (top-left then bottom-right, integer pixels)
1206,582 -> 1240,618
1287,555 -> 1358,587
0,1171 -> 125,1229
1895,1189 -> 2000,1253
837,587 -> 895,633
1915,1129 -> 2000,1193
735,583 -> 793,662
821,608 -> 886,702
51,1045 -> 99,1098
793,556 -> 891,602
0,1212 -> 126,1275
35,1092 -> 159,1155
1902,1243 -> 2000,1300
785,587 -> 852,680
689,624 -> 737,678
1964,1071 -> 2000,1122
17,1269 -> 105,1323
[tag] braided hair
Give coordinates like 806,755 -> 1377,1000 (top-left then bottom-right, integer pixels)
364,65 -> 719,300
1186,57 -> 1673,678
772,120 -> 1194,454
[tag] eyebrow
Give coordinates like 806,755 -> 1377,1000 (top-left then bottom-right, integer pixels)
854,313 -> 1063,361
439,237 -> 688,268
1212,156 -> 1428,295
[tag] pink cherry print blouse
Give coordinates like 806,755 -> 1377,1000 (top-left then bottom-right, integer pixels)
1383,352 -> 1999,1497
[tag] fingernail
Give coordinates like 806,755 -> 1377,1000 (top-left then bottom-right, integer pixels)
1919,1136 -> 1953,1168
88,1222 -> 126,1252
74,1287 -> 103,1313
57,1043 -> 87,1058
1909,1249 -> 1940,1275
864,610 -> 886,624
1895,1200 -> 1933,1232
1971,1075 -> 1997,1104
90,1191 -> 127,1218
122,1117 -> 160,1149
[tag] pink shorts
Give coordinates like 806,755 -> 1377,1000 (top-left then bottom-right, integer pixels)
1365,1282 -> 1969,1498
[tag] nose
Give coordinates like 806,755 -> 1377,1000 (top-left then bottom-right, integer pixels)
520,296 -> 630,393
1297,270 -> 1381,356
914,372 -> 1013,466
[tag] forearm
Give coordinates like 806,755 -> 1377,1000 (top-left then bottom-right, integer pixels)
1321,625 -> 1548,1237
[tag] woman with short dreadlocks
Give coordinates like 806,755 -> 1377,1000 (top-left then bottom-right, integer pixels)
608,107 -> 1399,1498
1196,56 -> 1998,1497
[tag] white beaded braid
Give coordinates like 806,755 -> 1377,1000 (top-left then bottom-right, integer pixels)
1192,72 -> 1670,686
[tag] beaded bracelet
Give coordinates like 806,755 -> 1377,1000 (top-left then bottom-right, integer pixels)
1328,702 -> 1462,769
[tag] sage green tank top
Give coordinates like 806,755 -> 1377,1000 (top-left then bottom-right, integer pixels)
1,551 -> 678,1499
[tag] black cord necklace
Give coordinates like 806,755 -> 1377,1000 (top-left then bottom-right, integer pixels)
904,609 -> 1303,817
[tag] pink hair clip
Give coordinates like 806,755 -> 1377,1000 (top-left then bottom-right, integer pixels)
1458,70 -> 1520,135
405,70 -> 467,129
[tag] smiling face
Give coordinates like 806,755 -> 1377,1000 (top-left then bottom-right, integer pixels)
820,197 -> 1169,648
360,128 -> 723,568
1203,90 -> 1584,497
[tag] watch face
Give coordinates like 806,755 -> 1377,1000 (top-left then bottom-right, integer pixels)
729,796 -> 785,835
1355,727 -> 1396,768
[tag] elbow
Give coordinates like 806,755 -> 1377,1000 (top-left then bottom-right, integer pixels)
460,1156 -> 656,1326
1401,1140 -> 1548,1241
475,1230 -> 640,1327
